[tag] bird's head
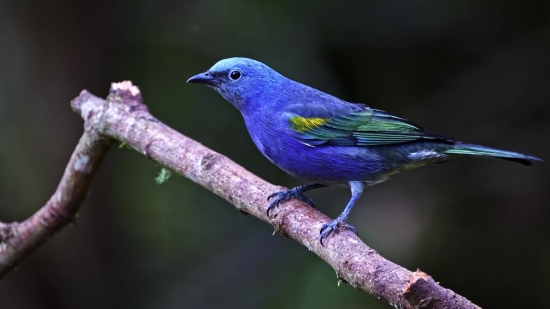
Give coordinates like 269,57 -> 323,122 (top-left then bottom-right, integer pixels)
187,57 -> 284,111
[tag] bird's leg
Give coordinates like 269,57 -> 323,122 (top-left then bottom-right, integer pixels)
267,183 -> 327,217
319,181 -> 364,246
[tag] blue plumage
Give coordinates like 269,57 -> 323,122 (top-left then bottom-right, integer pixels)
188,57 -> 542,244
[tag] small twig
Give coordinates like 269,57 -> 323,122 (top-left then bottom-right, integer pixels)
0,116 -> 111,277
0,81 -> 480,309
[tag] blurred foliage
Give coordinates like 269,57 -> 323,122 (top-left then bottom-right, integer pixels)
0,0 -> 549,308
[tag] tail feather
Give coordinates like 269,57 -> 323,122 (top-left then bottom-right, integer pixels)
444,143 -> 543,166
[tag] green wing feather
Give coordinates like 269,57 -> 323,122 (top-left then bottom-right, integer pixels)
288,106 -> 450,147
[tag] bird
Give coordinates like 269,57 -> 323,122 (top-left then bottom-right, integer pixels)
187,57 -> 542,245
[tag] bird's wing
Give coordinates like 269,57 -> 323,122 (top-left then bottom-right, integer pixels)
285,104 -> 450,147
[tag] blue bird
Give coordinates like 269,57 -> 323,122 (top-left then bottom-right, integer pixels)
187,57 -> 542,245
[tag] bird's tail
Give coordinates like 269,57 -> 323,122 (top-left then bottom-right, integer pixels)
444,143 -> 543,166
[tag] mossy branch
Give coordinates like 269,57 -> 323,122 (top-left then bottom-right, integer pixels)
0,82 -> 480,309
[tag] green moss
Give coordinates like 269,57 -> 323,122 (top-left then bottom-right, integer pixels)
154,167 -> 172,185
119,141 -> 132,149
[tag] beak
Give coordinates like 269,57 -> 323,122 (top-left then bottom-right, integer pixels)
187,72 -> 217,86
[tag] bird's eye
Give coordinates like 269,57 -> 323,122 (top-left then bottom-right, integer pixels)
229,70 -> 242,81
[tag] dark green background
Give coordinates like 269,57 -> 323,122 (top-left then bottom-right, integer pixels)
0,1 -> 548,308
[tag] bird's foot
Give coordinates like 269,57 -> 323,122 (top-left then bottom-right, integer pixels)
319,218 -> 357,246
266,188 -> 315,217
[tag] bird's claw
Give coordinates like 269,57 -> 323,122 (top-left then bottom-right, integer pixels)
266,188 -> 315,217
319,218 -> 357,246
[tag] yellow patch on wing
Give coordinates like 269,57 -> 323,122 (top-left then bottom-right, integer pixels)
290,116 -> 329,132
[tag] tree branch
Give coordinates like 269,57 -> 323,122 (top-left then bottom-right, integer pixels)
0,81 -> 480,309
0,118 -> 110,276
